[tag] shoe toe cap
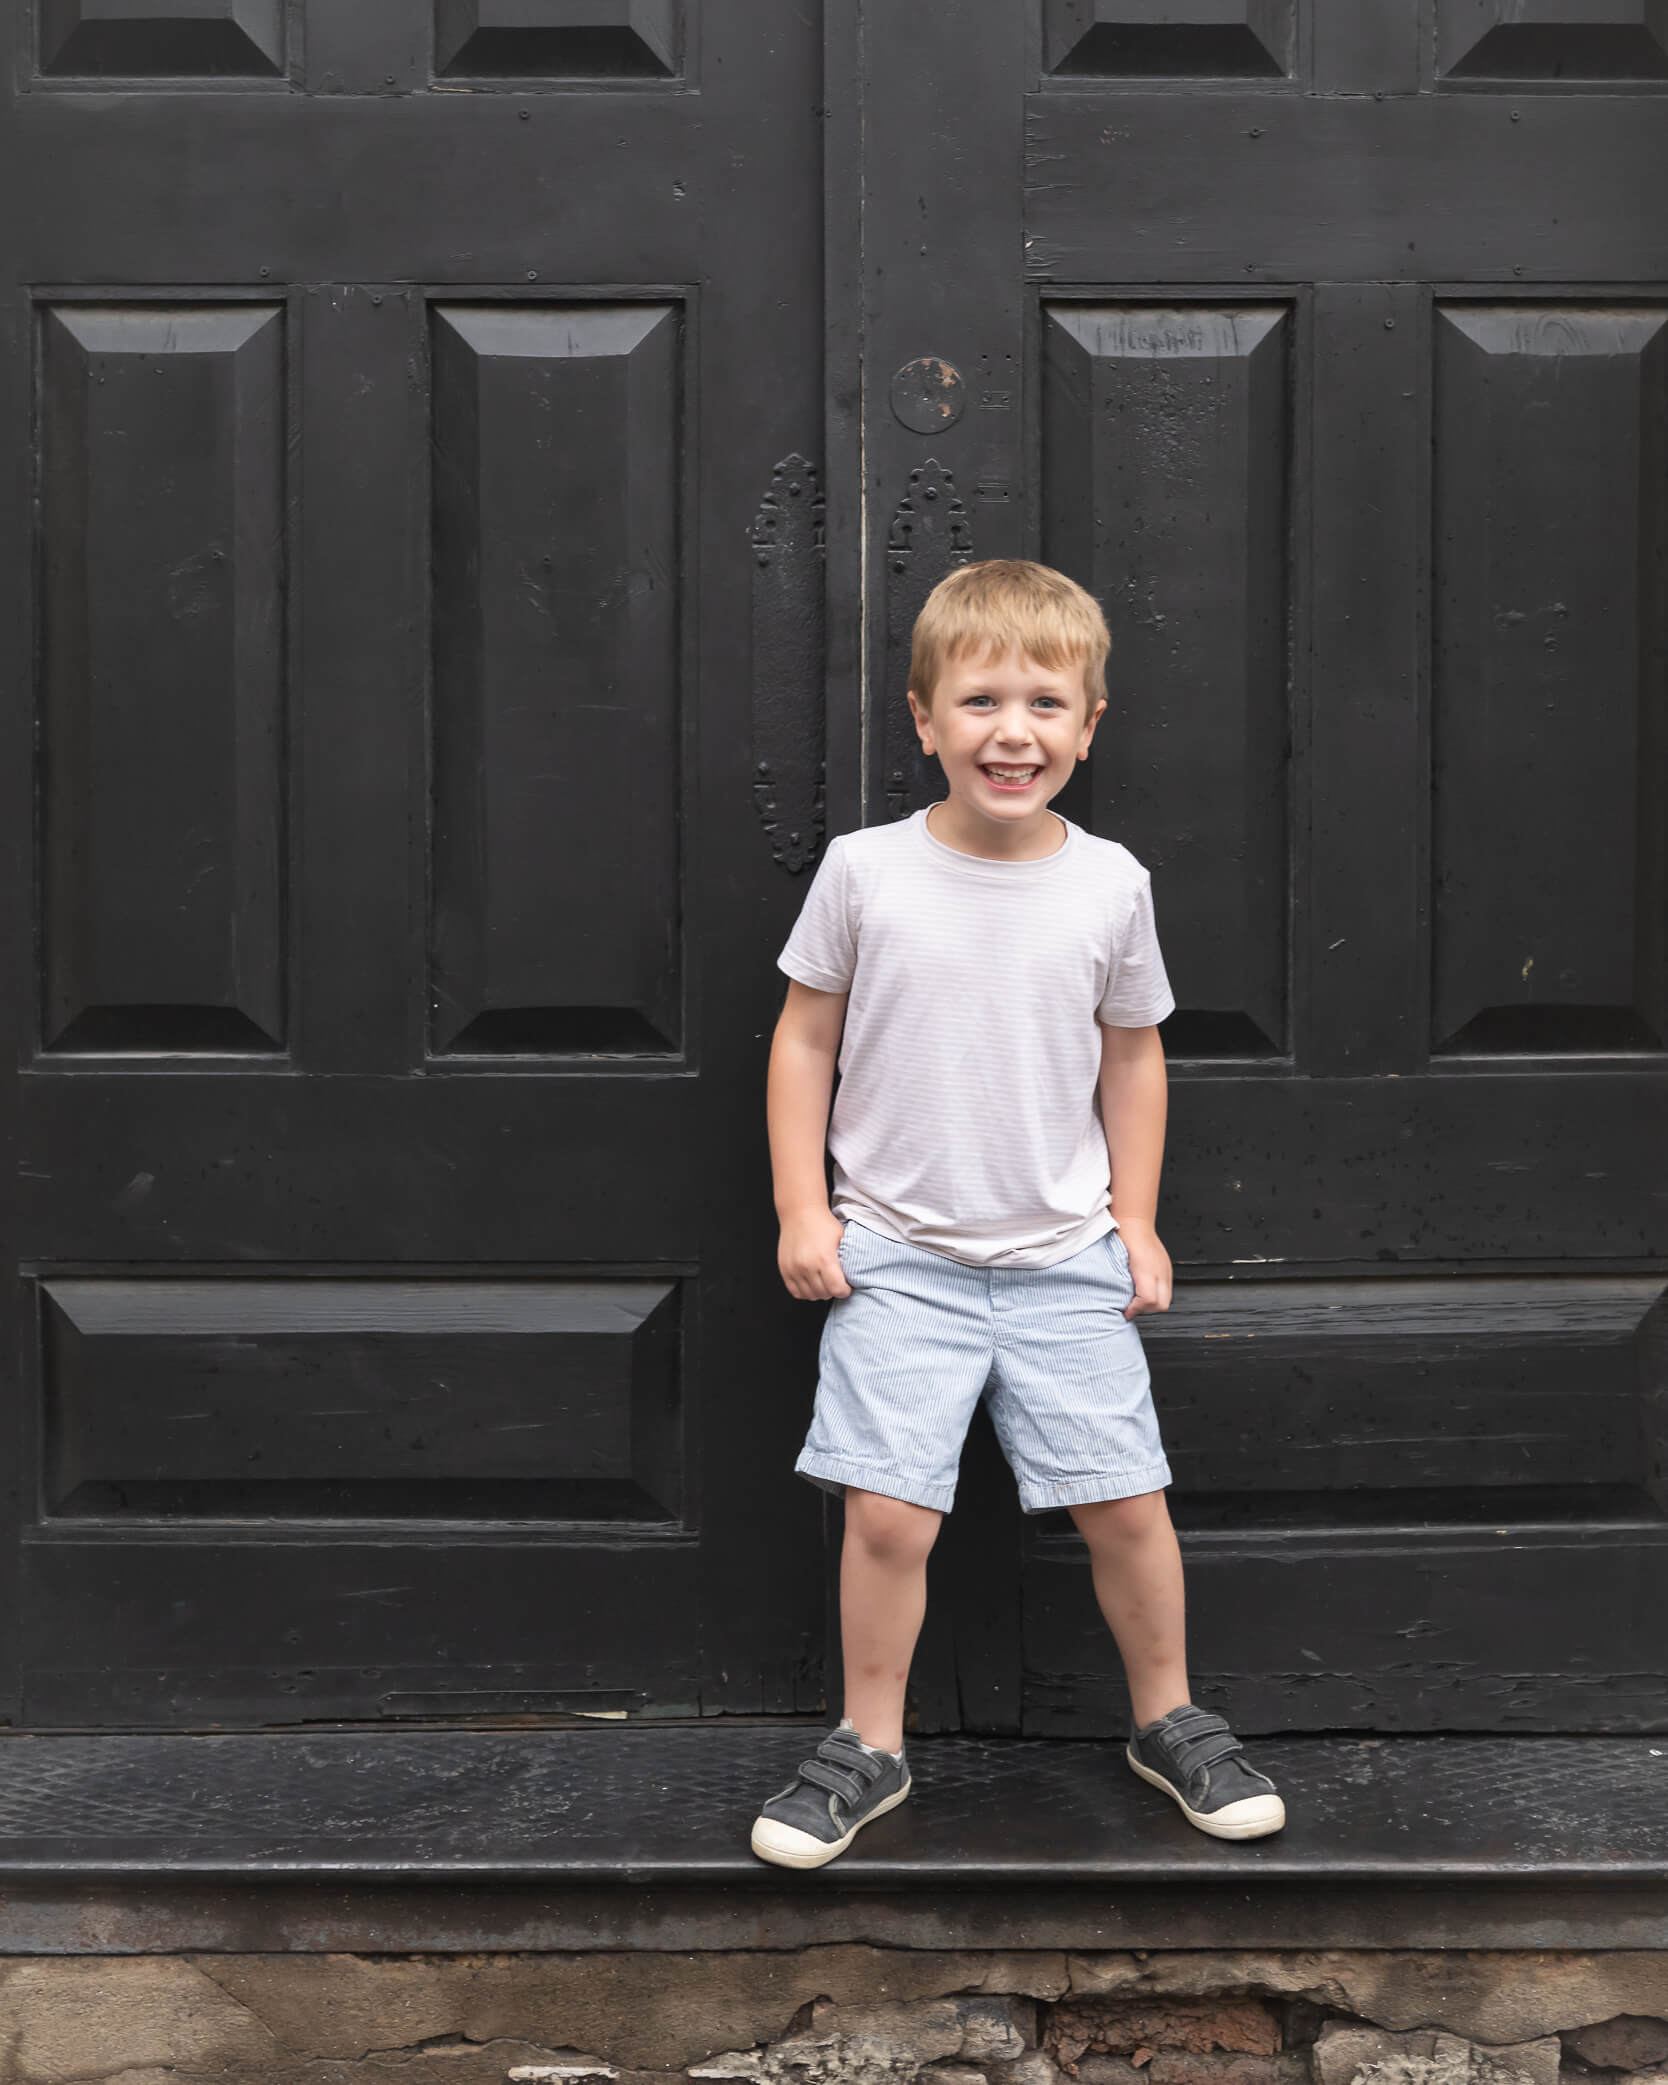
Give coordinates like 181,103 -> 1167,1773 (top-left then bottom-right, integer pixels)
1203,1790 -> 1286,1837
751,1815 -> 839,1868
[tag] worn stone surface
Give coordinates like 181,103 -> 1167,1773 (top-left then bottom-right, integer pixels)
71,2051 -> 625,2085
1313,2024 -> 1561,2085
1047,1997 -> 1282,2070
1564,2024 -> 1668,2073
691,1997 -> 1033,2085
1065,1959 -> 1668,2049
197,1949 -> 1064,2074
2,1949 -> 1668,2085
0,1958 -> 287,2084
990,2053 -> 1064,2085
1078,2057 -> 1308,2085
1127,2059 -> 1305,2085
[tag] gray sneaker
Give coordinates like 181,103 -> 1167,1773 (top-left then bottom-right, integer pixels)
1126,1704 -> 1286,1840
750,1723 -> 912,1869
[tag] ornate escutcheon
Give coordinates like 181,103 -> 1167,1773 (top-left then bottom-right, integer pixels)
750,454 -> 826,873
882,458 -> 972,820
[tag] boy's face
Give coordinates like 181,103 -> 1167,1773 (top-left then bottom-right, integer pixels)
908,646 -> 1105,828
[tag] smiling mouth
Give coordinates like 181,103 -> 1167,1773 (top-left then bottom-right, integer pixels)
981,764 -> 1042,787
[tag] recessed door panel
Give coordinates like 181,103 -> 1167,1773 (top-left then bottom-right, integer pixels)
430,302 -> 682,1058
1432,304 -> 1668,1054
42,1277 -> 683,1522
1043,303 -> 1290,1059
37,0 -> 286,77
39,303 -> 285,1056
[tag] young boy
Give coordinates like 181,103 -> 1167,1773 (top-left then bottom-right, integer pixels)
750,560 -> 1284,1870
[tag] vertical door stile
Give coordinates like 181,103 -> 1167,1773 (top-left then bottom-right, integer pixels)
0,272 -> 27,1725
297,284 -> 428,1076
1305,280 -> 1426,1078
854,0 -> 1032,1736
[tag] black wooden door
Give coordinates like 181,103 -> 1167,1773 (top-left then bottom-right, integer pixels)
5,1 -> 1667,1740
0,3 -> 829,1724
848,2 -> 1668,1733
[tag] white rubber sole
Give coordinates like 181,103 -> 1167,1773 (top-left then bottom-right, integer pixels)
1126,1747 -> 1287,1840
750,1779 -> 912,1870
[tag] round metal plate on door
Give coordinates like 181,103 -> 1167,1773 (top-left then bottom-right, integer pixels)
889,356 -> 966,432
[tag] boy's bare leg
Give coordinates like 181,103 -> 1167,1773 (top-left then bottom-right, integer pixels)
840,1487 -> 942,1754
1069,1489 -> 1191,1728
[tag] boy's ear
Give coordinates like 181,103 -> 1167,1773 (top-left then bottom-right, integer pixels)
907,688 -> 934,751
1077,695 -> 1108,760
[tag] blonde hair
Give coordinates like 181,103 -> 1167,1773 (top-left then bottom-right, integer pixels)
909,560 -> 1109,711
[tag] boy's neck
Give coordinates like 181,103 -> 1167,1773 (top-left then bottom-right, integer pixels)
925,797 -> 1068,862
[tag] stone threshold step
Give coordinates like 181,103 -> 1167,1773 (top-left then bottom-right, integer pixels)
0,1726 -> 1662,1884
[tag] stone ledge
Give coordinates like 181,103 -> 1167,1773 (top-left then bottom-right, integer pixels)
1,1729 -> 1666,1954
4,1949 -> 1668,2085
0,1729 -> 1663,1884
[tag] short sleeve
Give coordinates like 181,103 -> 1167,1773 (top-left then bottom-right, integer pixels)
778,836 -> 857,993
1098,871 -> 1177,1027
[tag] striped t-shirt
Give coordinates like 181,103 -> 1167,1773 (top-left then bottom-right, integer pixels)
777,807 -> 1176,1268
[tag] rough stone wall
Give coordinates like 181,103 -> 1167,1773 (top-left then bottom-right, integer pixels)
2,1950 -> 1668,2085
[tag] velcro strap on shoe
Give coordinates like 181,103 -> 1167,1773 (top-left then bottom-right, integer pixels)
798,1758 -> 866,1805
793,1731 -> 885,1810
817,1732 -> 885,1779
1156,1706 -> 1244,1776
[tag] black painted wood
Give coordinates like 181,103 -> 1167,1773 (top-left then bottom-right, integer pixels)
429,300 -> 683,1055
4,0 -> 1668,1745
39,303 -> 286,1054
1,2 -> 828,1725
853,0 -> 1668,1737
749,453 -> 827,873
40,1277 -> 682,1519
296,284 -> 427,1075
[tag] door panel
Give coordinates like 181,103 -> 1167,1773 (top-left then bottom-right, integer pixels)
1432,303 -> 1668,1055
2,0 -> 828,1726
1042,300 -> 1290,1060
40,301 -> 287,1055
8,0 -> 1668,1736
429,298 -> 684,1057
855,0 -> 1668,1734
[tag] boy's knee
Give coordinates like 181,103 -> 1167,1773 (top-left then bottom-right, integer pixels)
845,1488 -> 941,1569
1071,1488 -> 1169,1545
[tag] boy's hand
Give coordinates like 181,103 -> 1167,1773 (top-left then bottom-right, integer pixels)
1116,1217 -> 1172,1319
778,1207 -> 853,1302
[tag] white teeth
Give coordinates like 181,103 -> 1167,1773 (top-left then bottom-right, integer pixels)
985,766 -> 1039,783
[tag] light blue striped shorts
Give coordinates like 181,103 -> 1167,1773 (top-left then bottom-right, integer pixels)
796,1220 -> 1172,1515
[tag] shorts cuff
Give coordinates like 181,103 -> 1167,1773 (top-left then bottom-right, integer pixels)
1018,1459 -> 1172,1514
795,1451 -> 956,1515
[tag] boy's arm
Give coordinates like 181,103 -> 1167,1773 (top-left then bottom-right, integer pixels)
768,978 -> 852,1301
1098,1020 -> 1173,1319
